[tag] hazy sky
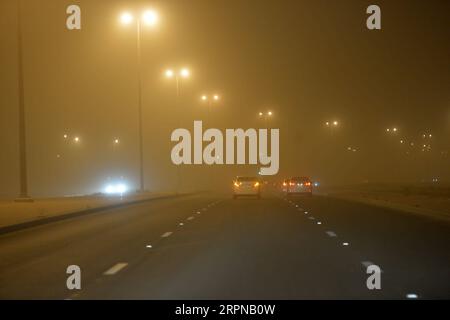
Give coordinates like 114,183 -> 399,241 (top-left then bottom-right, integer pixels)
0,0 -> 449,197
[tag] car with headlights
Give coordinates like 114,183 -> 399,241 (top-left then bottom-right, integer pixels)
233,176 -> 261,199
284,177 -> 312,196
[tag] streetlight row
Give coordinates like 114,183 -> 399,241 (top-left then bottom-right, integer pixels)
62,134 -> 120,144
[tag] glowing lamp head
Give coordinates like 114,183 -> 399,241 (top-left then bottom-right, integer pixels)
165,69 -> 174,78
142,10 -> 158,26
120,12 -> 133,25
180,68 -> 190,78
213,95 -> 220,101
201,95 -> 208,101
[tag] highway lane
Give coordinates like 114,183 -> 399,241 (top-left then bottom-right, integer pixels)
0,192 -> 449,299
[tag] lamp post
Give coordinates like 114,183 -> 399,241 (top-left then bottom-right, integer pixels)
258,111 -> 273,128
201,94 -> 220,118
120,9 -> 158,193
165,68 -> 190,193
15,0 -> 32,202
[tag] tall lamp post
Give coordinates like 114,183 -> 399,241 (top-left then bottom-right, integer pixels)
165,68 -> 190,193
119,9 -> 158,193
258,110 -> 273,128
201,94 -> 220,118
15,0 -> 32,202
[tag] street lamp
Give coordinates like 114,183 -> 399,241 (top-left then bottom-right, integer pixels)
258,111 -> 273,128
200,94 -> 221,113
14,0 -> 33,201
119,9 -> 159,193
165,68 -> 190,193
325,120 -> 339,127
165,68 -> 190,97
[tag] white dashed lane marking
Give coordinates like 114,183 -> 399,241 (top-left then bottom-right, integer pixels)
187,216 -> 195,221
326,231 -> 337,237
103,263 -> 128,275
161,232 -> 173,238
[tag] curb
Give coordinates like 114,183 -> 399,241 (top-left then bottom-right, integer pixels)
0,193 -> 191,236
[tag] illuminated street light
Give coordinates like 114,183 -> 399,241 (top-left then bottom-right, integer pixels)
63,134 -> 68,139
165,68 -> 191,96
386,127 -> 398,134
119,9 -> 159,192
258,111 -> 273,128
180,68 -> 190,78
120,12 -> 134,25
325,120 -> 339,127
142,10 -> 158,26
74,137 -> 80,143
201,94 -> 221,114
114,139 -> 120,144
165,67 -> 191,193
165,69 -> 174,78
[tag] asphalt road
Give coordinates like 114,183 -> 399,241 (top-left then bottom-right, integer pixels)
0,192 -> 449,299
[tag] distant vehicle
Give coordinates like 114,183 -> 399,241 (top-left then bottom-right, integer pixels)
283,177 -> 313,196
281,179 -> 289,193
233,176 -> 261,199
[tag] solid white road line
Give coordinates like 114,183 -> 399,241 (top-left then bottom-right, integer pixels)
342,242 -> 349,246
406,293 -> 418,299
146,244 -> 152,248
161,231 -> 173,238
103,263 -> 128,275
326,231 -> 337,237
